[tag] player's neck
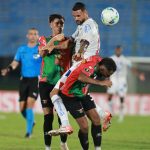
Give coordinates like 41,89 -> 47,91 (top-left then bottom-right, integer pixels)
52,32 -> 62,37
28,42 -> 37,47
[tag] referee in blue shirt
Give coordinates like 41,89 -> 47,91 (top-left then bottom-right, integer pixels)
1,28 -> 42,138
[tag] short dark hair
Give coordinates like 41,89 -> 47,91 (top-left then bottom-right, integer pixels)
72,2 -> 86,11
28,27 -> 38,31
99,57 -> 117,72
116,45 -> 122,49
49,14 -> 65,23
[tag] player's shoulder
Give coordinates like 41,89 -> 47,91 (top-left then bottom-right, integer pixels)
17,44 -> 27,51
111,55 -> 116,59
83,18 -> 98,32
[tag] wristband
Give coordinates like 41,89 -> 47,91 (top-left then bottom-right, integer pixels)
7,65 -> 13,72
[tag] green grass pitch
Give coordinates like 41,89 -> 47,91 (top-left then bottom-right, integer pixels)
0,113 -> 150,150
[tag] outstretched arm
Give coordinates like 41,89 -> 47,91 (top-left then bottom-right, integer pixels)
131,67 -> 145,81
1,60 -> 19,76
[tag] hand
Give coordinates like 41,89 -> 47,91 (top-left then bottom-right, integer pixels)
72,53 -> 83,61
99,79 -> 112,88
1,68 -> 9,76
47,45 -> 55,53
139,73 -> 145,81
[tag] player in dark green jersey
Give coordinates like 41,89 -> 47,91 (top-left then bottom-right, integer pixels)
38,14 -> 71,150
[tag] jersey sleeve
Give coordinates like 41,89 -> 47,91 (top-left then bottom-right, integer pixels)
38,36 -> 47,49
71,27 -> 79,39
14,47 -> 21,62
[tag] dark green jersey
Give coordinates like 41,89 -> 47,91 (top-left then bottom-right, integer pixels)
39,36 -> 62,85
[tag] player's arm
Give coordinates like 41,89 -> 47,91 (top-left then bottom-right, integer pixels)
1,60 -> 19,76
78,72 -> 112,87
51,38 -> 74,50
131,67 -> 145,81
73,39 -> 89,61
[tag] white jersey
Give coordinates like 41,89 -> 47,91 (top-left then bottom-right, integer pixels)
72,18 -> 100,59
107,55 -> 132,96
111,55 -> 132,80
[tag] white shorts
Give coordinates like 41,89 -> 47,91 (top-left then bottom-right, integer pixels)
107,77 -> 127,97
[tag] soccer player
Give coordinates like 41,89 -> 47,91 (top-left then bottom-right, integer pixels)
38,14 -> 72,150
56,56 -> 116,150
1,28 -> 41,138
107,45 -> 145,122
49,2 -> 112,135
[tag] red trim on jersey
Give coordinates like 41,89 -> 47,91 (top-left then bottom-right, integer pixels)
61,55 -> 102,97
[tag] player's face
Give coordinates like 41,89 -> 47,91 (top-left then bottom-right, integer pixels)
72,10 -> 87,25
115,48 -> 122,57
98,65 -> 114,78
26,30 -> 39,43
50,18 -> 64,35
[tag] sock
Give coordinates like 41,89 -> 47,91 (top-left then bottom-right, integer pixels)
91,124 -> 102,147
95,104 -> 106,120
51,95 -> 70,127
44,114 -> 54,147
26,108 -> 34,134
78,130 -> 89,150
21,109 -> 26,119
95,147 -> 101,150
108,100 -> 113,114
58,117 -> 67,143
45,145 -> 51,150
119,97 -> 124,121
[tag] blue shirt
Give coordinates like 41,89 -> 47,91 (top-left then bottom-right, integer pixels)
14,44 -> 42,77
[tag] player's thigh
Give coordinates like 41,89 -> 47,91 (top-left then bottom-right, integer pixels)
39,82 -> 54,114
19,78 -> 28,102
118,80 -> 127,98
28,77 -> 39,100
81,94 -> 100,125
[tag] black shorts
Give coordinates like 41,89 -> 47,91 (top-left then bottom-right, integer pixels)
39,82 -> 54,108
59,93 -> 96,119
19,77 -> 38,102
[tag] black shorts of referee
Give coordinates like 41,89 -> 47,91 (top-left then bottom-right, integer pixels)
19,77 -> 38,101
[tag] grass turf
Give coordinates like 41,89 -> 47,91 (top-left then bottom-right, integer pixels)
0,113 -> 150,150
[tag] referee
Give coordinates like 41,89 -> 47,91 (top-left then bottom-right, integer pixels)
1,28 -> 42,138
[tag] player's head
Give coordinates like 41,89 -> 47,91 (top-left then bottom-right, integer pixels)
26,28 -> 39,43
49,14 -> 65,35
97,58 -> 116,78
115,45 -> 123,57
72,2 -> 88,25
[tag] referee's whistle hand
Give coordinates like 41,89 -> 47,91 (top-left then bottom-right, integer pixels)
1,68 -> 8,76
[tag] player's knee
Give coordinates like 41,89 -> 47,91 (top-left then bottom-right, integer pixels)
50,88 -> 59,98
80,122 -> 89,133
43,107 -> 53,115
27,97 -> 35,108
90,113 -> 101,126
20,107 -> 25,112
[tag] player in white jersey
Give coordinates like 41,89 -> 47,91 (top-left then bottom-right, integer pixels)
48,3 -> 112,142
107,45 -> 145,122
